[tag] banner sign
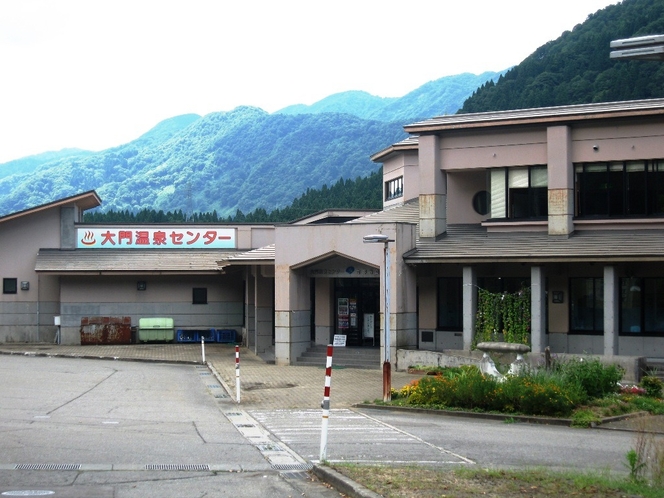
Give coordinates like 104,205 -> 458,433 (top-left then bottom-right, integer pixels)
77,227 -> 236,249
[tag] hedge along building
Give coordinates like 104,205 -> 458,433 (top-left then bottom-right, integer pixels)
3,98 -> 664,366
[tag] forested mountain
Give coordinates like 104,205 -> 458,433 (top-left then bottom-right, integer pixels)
3,0 -> 664,221
0,72 -> 499,218
461,0 -> 664,112
277,72 -> 503,122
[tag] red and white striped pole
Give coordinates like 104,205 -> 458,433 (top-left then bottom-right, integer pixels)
319,344 -> 334,462
235,345 -> 241,403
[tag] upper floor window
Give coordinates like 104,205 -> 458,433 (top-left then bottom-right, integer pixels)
385,176 -> 403,201
489,166 -> 547,220
575,160 -> 664,218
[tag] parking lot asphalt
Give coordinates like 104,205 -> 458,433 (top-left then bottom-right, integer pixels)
1,342 -> 662,433
0,342 -> 421,410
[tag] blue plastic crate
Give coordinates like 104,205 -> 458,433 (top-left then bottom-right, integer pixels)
216,329 -> 236,343
176,329 -> 198,343
198,329 -> 218,342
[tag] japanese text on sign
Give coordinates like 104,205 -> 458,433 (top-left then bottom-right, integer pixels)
77,227 -> 236,249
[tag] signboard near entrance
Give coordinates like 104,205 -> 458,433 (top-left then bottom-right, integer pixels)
333,334 -> 347,347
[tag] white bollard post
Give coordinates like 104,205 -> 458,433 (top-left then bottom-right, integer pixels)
235,345 -> 240,404
201,337 -> 206,364
319,344 -> 334,462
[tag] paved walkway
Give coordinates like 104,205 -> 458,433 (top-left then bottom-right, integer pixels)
0,343 -> 421,409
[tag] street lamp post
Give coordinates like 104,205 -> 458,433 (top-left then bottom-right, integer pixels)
363,233 -> 394,402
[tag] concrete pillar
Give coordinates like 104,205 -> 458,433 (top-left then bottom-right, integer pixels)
547,126 -> 574,236
462,266 -> 477,351
245,266 -> 255,348
274,265 -> 311,366
530,266 -> 547,354
604,265 -> 620,356
254,268 -> 273,354
418,135 -> 447,238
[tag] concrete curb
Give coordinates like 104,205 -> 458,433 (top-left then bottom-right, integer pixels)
312,464 -> 382,498
353,403 -> 650,429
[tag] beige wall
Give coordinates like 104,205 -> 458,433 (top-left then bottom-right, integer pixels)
446,170 -> 487,224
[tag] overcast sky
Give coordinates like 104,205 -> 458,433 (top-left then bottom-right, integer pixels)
0,0 -> 620,164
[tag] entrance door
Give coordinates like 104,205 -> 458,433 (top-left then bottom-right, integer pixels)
334,278 -> 379,347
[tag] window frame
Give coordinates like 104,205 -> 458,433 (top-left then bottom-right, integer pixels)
489,165 -> 548,220
569,277 -> 604,335
384,176 -> 403,202
575,160 -> 664,218
436,277 -> 463,330
192,287 -> 208,305
3,278 -> 17,294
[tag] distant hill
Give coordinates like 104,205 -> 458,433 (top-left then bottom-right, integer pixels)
460,0 -> 664,112
278,72 -> 504,122
0,72 -> 500,218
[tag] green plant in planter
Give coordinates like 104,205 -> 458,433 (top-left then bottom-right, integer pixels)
474,286 -> 531,346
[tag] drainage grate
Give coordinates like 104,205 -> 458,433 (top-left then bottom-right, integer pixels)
226,412 -> 242,416
145,464 -> 210,471
207,384 -> 221,389
199,372 -> 212,376
235,424 -> 255,428
14,464 -> 81,471
280,470 -> 310,480
271,463 -> 313,471
256,443 -> 283,452
213,393 -> 229,398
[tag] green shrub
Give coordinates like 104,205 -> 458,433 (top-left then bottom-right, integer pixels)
640,375 -> 663,398
557,357 -> 623,400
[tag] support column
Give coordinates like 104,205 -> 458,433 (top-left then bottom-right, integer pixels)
604,266 -> 620,356
274,265 -> 311,366
245,267 -> 255,348
547,126 -> 574,236
530,266 -> 547,354
462,266 -> 477,351
254,268 -> 273,355
418,135 -> 447,239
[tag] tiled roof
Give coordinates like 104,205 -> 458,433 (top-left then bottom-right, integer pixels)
35,249 -> 237,273
348,199 -> 419,225
407,224 -> 664,263
220,244 -> 275,266
405,98 -> 664,133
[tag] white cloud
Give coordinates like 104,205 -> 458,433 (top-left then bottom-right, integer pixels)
0,0 -> 619,163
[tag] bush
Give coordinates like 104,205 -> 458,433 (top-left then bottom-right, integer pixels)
556,357 -> 623,400
400,366 -> 583,417
640,375 -> 663,398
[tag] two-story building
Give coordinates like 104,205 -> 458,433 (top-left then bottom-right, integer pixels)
3,98 -> 664,367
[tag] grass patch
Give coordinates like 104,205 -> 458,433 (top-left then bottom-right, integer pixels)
330,464 -> 664,498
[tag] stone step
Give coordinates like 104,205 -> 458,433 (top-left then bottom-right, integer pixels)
295,345 -> 380,370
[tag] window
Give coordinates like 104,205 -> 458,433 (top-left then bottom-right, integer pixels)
620,277 -> 664,335
575,160 -> 664,218
3,278 -> 17,294
192,287 -> 207,305
489,166 -> 547,219
437,278 -> 462,330
385,176 -> 403,201
570,278 -> 603,333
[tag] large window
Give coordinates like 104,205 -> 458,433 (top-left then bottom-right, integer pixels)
385,176 -> 403,201
490,166 -> 547,219
575,160 -> 664,218
621,277 -> 664,335
570,278 -> 603,333
437,277 -> 462,330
